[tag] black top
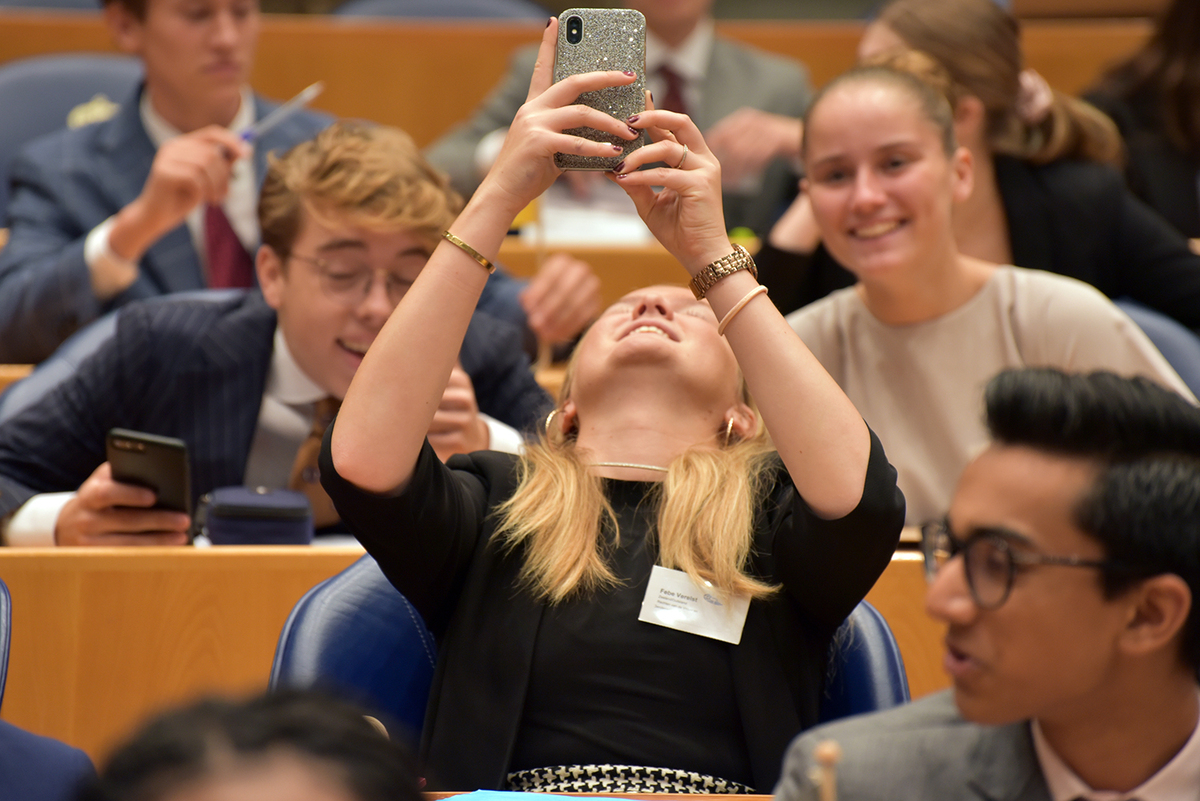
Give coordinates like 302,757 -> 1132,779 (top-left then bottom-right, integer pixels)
510,478 -> 752,784
321,431 -> 905,791
756,156 -> 1200,328
1085,87 -> 1200,239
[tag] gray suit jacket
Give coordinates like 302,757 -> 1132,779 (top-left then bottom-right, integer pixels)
0,85 -> 330,363
424,35 -> 811,235
774,692 -> 1052,801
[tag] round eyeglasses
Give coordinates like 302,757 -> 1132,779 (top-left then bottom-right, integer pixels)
920,519 -> 1117,610
288,253 -> 424,308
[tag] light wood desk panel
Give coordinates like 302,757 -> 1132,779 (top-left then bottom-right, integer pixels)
0,15 -> 1150,148
0,546 -> 361,762
0,547 -> 938,763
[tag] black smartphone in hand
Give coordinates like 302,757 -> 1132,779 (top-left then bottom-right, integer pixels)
106,428 -> 191,516
553,7 -> 647,171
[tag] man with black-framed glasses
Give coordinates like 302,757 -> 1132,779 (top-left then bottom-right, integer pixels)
0,121 -> 552,546
777,367 -> 1200,801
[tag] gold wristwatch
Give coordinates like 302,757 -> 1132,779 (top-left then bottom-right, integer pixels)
689,244 -> 758,300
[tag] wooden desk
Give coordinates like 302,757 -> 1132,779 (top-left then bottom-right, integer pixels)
0,364 -> 32,394
0,546 -> 362,761
0,546 -> 939,764
0,15 -> 1151,148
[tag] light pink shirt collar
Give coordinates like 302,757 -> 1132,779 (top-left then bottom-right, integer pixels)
1032,690 -> 1200,801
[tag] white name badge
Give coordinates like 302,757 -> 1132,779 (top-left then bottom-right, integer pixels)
638,565 -> 750,644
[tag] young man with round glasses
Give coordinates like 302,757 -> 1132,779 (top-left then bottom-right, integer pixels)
776,367 -> 1200,801
0,122 -> 552,546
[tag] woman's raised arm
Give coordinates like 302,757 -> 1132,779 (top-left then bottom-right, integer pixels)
331,20 -> 639,493
613,112 -> 871,519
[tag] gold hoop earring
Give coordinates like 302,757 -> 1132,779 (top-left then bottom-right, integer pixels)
545,409 -> 559,436
724,417 -> 735,446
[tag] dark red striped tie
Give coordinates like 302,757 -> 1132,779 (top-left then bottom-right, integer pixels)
204,204 -> 255,288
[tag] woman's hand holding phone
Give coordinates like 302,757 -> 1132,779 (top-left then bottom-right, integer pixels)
480,19 -> 641,222
610,106 -> 734,276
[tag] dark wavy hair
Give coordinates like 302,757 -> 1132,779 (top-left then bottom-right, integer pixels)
985,368 -> 1200,671
77,690 -> 422,801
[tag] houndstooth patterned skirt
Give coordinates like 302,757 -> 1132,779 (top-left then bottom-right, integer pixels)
505,764 -> 756,794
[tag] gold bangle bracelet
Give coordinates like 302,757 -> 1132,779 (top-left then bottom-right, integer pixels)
441,231 -> 496,274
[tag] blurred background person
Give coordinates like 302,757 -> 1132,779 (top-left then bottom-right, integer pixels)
424,0 -> 812,239
0,0 -> 330,364
1086,0 -> 1200,242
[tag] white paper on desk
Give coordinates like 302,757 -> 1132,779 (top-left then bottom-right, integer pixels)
519,178 -> 654,245
638,565 -> 750,644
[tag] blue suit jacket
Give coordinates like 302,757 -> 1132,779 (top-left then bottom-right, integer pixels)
0,291 -> 552,518
0,85 -> 330,363
0,719 -> 95,801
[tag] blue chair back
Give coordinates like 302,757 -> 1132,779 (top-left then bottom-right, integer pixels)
0,53 -> 142,216
269,555 -> 437,747
1116,298 -> 1200,399
334,0 -> 547,18
0,289 -> 243,424
819,600 -> 909,723
271,556 -> 907,743
0,576 -> 11,712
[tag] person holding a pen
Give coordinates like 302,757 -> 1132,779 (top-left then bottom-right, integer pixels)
0,0 -> 331,364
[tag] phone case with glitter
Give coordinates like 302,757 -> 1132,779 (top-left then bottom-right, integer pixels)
553,8 -> 647,170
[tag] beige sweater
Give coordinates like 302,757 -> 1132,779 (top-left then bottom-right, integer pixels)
786,266 -> 1195,525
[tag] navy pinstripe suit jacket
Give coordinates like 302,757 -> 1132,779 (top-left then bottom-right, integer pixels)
0,291 -> 551,518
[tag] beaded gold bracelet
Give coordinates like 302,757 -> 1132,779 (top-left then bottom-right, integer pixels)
441,231 -> 496,274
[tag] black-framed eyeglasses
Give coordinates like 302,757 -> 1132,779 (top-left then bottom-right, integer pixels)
288,253 -> 424,308
919,518 -> 1118,610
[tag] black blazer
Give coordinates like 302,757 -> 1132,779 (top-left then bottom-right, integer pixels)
757,156 -> 1200,329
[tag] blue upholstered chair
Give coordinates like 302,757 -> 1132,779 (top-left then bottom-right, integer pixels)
333,0 -> 547,19
818,599 -> 909,723
0,576 -> 11,712
0,53 -> 142,215
270,554 -> 909,746
1116,298 -> 1200,399
269,555 -> 437,747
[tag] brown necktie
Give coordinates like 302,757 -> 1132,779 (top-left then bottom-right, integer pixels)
204,204 -> 256,289
288,397 -> 341,529
657,65 -> 689,117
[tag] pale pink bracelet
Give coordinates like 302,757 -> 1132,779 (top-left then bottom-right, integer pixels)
717,285 -> 769,336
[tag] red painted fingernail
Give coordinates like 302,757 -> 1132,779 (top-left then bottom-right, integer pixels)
611,143 -> 624,152
546,16 -> 553,27
613,160 -> 625,173
622,70 -> 635,77
627,114 -> 639,123
628,126 -> 639,135
615,172 -> 628,179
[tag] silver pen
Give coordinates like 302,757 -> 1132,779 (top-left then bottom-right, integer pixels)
240,81 -> 325,143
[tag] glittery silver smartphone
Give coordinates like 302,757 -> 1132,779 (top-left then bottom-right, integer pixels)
553,7 -> 647,171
